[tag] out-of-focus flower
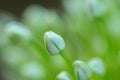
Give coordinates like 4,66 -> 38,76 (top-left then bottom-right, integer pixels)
5,21 -> 32,44
73,60 -> 92,80
22,5 -> 63,30
62,0 -> 85,15
85,0 -> 107,19
106,14 -> 120,39
22,5 -> 49,28
0,12 -> 15,45
5,21 -> 32,39
56,71 -> 71,80
20,62 -> 45,79
44,31 -> 65,56
88,58 -> 106,76
2,46 -> 28,66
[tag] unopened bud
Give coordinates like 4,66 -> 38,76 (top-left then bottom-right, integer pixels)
88,58 -> 105,76
56,71 -> 71,80
73,60 -> 92,80
85,0 -> 107,19
5,21 -> 32,41
44,31 -> 65,56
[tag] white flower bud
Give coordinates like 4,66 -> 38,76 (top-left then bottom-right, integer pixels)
88,58 -> 105,76
22,5 -> 49,28
85,0 -> 107,19
20,62 -> 45,79
5,21 -> 32,40
73,60 -> 92,80
44,31 -> 65,56
56,71 -> 71,80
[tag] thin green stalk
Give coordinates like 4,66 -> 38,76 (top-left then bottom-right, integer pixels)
60,51 -> 72,68
60,51 -> 75,80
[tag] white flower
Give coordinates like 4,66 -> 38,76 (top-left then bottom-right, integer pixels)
20,62 -> 45,79
73,60 -> 92,80
5,21 -> 32,40
56,71 -> 71,80
85,0 -> 107,19
44,31 -> 65,56
88,58 -> 105,76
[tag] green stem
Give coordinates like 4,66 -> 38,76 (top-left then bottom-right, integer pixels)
60,51 -> 75,80
60,51 -> 72,68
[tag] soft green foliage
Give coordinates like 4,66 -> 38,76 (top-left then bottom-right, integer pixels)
1,0 -> 120,80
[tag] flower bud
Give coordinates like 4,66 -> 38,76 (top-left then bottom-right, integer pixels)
85,0 -> 107,19
20,61 -> 46,79
44,31 -> 65,56
88,58 -> 105,76
5,21 -> 32,40
56,71 -> 71,80
73,60 -> 92,80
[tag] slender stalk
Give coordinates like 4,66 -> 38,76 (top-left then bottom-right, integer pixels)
60,51 -> 72,68
60,51 -> 76,80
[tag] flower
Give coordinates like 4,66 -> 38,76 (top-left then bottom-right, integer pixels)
44,31 -> 65,56
56,71 -> 71,80
88,58 -> 105,76
5,21 -> 32,40
85,0 -> 107,19
73,60 -> 92,80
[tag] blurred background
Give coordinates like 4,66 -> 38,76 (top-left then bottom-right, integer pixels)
0,0 -> 61,16
0,0 -> 120,80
